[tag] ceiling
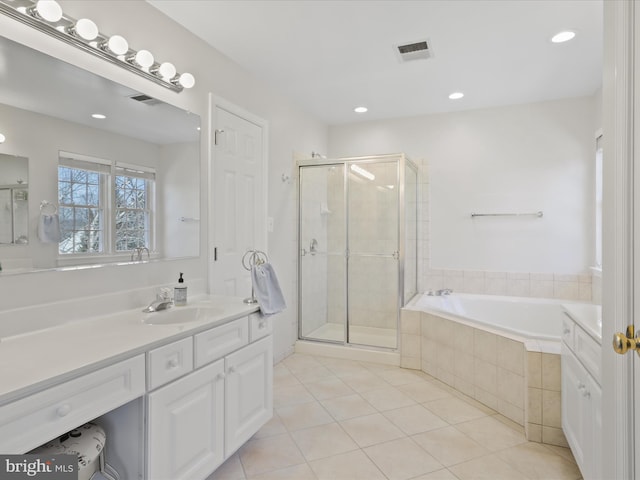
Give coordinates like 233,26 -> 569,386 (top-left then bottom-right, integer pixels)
147,0 -> 603,125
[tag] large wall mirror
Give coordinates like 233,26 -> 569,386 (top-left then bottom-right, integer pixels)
0,35 -> 200,273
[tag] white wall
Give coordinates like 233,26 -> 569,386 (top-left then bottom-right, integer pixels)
0,0 -> 328,361
329,96 -> 596,279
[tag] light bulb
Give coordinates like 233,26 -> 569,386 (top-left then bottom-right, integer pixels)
354,106 -> 368,113
33,0 -> 62,22
0,133 -> 5,144
106,35 -> 129,55
73,18 -> 98,41
448,92 -> 464,100
178,72 -> 195,89
157,62 -> 176,80
551,31 -> 576,43
128,49 -> 154,68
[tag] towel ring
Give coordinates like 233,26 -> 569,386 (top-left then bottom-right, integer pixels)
40,201 -> 57,215
242,249 -> 268,304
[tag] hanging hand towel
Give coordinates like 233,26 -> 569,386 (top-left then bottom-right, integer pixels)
38,213 -> 61,243
251,262 -> 286,316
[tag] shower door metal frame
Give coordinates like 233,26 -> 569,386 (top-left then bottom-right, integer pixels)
297,153 -> 417,350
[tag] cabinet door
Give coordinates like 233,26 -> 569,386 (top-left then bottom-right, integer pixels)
584,375 -> 602,480
561,348 -> 587,470
147,359 -> 225,480
225,335 -> 273,456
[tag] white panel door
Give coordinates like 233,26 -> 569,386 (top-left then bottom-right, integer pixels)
147,360 -> 225,480
224,335 -> 273,456
211,104 -> 266,297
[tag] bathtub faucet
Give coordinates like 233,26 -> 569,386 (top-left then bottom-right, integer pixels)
436,289 -> 453,296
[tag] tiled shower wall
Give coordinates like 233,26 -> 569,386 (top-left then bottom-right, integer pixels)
415,159 -> 592,302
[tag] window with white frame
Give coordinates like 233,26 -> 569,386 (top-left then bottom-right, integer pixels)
58,153 -> 155,257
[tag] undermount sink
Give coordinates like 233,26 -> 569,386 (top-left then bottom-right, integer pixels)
142,306 -> 225,325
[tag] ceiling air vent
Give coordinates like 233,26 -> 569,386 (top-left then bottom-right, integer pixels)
396,39 -> 432,62
129,93 -> 162,106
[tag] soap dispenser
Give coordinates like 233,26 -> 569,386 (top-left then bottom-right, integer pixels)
174,272 -> 187,306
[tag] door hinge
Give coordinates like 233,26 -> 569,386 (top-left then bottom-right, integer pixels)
214,129 -> 224,146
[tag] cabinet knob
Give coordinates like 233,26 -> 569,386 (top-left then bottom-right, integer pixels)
217,372 -> 226,380
228,366 -> 236,374
259,321 -> 266,329
56,404 -> 72,417
167,358 -> 179,368
563,328 -> 571,335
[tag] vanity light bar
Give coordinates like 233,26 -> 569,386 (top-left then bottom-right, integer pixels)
0,0 -> 195,93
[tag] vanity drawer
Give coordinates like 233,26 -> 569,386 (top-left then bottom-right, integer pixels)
561,313 -> 574,350
195,317 -> 249,368
249,313 -> 272,342
147,337 -> 194,391
0,355 -> 145,454
574,324 -> 601,384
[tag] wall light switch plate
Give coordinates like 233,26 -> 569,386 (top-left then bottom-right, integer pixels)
267,217 -> 274,232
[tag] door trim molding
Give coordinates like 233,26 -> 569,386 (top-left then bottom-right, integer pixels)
602,1 -> 634,477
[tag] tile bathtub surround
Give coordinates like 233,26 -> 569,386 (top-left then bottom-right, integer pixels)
413,312 -> 568,448
423,269 -> 593,302
208,353 -> 581,480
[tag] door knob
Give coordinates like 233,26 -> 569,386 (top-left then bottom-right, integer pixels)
613,325 -> 639,355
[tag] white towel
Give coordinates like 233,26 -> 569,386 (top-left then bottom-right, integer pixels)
38,213 -> 61,243
251,262 -> 286,316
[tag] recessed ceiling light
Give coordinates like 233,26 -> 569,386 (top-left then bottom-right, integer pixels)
91,113 -> 106,119
449,92 -> 464,100
0,133 -> 5,143
551,31 -> 576,43
354,106 -> 368,113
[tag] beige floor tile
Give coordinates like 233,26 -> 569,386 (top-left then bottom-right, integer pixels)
238,433 -> 306,477
291,423 -> 359,461
423,396 -> 489,424
281,354 -> 323,374
273,384 -> 315,409
252,413 -> 287,439
246,463 -> 317,480
411,469 -> 460,480
377,368 -> 429,386
412,426 -> 489,467
383,404 -> 448,435
276,402 -> 334,432
448,454 -> 529,479
340,413 -> 405,447
542,444 -> 578,464
397,381 -> 453,403
207,453 -> 245,480
360,386 -> 416,411
320,393 -> 377,421
308,449 -> 387,480
339,370 -> 390,393
363,437 -> 443,480
496,442 -> 582,479
454,416 -> 527,451
293,365 -> 336,384
274,364 -> 300,389
304,376 -> 355,400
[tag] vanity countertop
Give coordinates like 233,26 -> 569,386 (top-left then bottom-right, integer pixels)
563,303 -> 602,344
0,295 -> 260,406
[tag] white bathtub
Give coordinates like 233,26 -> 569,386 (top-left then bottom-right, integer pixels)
406,292 -> 568,348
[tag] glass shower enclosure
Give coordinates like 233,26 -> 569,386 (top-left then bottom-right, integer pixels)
298,154 -> 418,350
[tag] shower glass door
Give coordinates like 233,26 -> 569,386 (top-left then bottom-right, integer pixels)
347,161 -> 399,349
299,164 -> 346,343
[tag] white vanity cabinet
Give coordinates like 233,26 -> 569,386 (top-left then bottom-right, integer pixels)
146,315 -> 273,480
561,312 -> 602,480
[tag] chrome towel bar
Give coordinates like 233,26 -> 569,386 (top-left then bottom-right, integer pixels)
470,211 -> 543,218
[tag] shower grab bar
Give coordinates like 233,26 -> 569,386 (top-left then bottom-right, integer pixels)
470,211 -> 543,218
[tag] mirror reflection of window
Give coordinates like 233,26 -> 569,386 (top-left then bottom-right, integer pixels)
58,153 -> 155,258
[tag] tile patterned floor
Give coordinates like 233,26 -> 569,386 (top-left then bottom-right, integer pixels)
209,353 -> 582,480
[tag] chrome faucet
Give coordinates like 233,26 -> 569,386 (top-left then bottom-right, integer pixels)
436,288 -> 453,296
143,289 -> 173,312
131,247 -> 150,262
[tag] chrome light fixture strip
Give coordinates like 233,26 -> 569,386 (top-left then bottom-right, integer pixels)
0,1 -> 188,93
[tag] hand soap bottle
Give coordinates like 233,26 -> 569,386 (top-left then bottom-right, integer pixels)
174,272 -> 187,306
